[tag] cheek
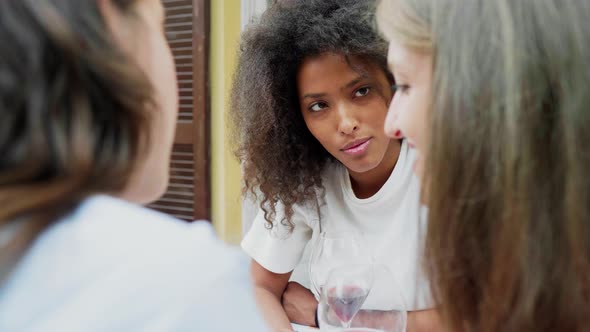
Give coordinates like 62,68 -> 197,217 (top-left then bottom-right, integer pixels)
302,116 -> 335,151
149,37 -> 178,116
306,122 -> 327,144
356,97 -> 389,136
136,32 -> 178,168
384,97 -> 400,137
398,96 -> 424,143
369,98 -> 389,122
411,93 -> 431,147
129,26 -> 178,116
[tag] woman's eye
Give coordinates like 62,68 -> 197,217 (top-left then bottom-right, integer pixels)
310,102 -> 328,112
354,87 -> 371,97
392,84 -> 410,94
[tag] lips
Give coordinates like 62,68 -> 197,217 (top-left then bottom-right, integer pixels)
341,137 -> 371,151
340,137 -> 372,156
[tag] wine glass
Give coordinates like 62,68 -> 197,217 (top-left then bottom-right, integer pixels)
318,264 -> 407,332
308,230 -> 372,299
349,264 -> 407,332
318,264 -> 374,329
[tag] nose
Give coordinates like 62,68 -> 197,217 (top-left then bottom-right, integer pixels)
385,100 -> 403,139
337,103 -> 359,135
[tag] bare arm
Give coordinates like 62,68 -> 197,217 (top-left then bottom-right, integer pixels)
407,309 -> 445,332
349,308 -> 443,331
282,282 -> 318,327
251,260 -> 294,332
281,283 -> 445,331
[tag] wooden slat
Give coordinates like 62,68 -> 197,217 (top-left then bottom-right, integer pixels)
148,144 -> 195,220
149,0 -> 210,222
192,0 -> 210,221
164,0 -> 194,122
174,122 -> 194,144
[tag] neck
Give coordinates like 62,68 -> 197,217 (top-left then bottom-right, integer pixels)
349,139 -> 402,199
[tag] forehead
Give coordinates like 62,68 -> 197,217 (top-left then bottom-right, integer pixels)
387,38 -> 432,78
297,53 -> 385,84
387,38 -> 419,72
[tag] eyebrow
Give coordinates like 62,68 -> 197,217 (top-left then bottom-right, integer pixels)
301,74 -> 369,100
301,92 -> 326,100
344,75 -> 366,90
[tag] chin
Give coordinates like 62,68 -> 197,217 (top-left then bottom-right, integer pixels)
121,172 -> 170,205
143,176 -> 170,204
139,185 -> 168,205
344,160 -> 380,174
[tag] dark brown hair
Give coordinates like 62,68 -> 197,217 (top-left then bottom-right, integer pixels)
0,0 -> 153,278
231,0 -> 392,230
379,0 -> 590,331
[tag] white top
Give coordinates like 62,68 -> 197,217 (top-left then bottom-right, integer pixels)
0,195 -> 268,332
242,140 -> 433,311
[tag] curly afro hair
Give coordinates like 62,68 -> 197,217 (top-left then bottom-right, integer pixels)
230,0 -> 393,230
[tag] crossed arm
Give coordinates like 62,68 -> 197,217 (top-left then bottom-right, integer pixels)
250,260 -> 295,332
282,281 -> 446,332
251,258 -> 445,332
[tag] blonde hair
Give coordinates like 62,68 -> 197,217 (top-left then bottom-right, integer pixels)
377,0 -> 432,52
378,1 -> 590,331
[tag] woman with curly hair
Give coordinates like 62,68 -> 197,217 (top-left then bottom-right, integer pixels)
232,0 -> 439,330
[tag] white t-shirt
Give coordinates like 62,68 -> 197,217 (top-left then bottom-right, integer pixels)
0,195 -> 268,332
242,140 -> 433,311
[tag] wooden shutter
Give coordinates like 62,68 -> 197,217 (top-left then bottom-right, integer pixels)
148,0 -> 210,221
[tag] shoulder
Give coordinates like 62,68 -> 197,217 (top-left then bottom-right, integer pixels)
74,194 -> 196,228
64,195 -> 239,268
0,196 -> 265,331
27,195 -> 248,281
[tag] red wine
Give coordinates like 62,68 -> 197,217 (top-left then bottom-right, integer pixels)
326,285 -> 369,323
